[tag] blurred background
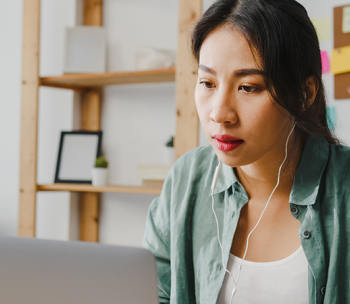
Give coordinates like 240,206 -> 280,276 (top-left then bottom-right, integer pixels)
1,0 -> 350,247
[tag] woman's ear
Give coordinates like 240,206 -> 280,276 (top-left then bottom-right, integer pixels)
303,76 -> 319,110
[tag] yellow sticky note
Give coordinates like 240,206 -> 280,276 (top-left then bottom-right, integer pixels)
342,6 -> 350,33
331,46 -> 350,75
311,18 -> 330,42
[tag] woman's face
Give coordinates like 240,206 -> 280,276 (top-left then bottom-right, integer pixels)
195,26 -> 292,168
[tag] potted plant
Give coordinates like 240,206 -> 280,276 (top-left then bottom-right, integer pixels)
163,136 -> 174,165
92,156 -> 109,186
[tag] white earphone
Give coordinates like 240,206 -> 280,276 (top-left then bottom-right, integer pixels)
211,123 -> 296,303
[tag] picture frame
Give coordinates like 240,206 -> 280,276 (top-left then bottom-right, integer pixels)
63,26 -> 106,74
54,131 -> 103,184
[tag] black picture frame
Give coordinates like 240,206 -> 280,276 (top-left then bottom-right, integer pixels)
54,131 -> 103,184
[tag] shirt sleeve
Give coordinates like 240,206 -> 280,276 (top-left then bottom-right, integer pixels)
143,195 -> 171,303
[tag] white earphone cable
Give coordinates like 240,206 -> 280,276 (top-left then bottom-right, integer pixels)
211,124 -> 296,303
235,124 -> 296,288
211,188 -> 237,300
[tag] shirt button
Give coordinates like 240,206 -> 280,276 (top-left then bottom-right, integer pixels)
291,206 -> 299,215
321,287 -> 326,295
302,231 -> 311,239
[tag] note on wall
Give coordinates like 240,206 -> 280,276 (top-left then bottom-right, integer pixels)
321,51 -> 330,74
342,6 -> 350,33
311,18 -> 330,42
331,46 -> 350,75
326,106 -> 337,131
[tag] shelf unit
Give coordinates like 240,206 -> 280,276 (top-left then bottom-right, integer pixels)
19,0 -> 202,242
37,184 -> 162,195
40,68 -> 176,90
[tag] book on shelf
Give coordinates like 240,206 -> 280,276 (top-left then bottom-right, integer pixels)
142,180 -> 164,189
136,164 -> 172,188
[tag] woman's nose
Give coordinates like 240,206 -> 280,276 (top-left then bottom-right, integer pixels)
209,91 -> 238,125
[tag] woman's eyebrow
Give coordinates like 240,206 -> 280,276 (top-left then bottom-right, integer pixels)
234,69 -> 265,77
198,65 -> 265,77
198,64 -> 217,75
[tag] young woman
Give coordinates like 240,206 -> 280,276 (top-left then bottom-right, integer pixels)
143,0 -> 350,303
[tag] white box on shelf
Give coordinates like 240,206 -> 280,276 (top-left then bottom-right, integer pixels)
64,26 -> 106,74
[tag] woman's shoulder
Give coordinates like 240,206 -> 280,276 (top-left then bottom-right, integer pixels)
159,145 -> 216,204
172,145 -> 215,172
329,141 -> 350,152
166,145 -> 216,189
146,146 -> 216,229
327,142 -> 350,173
325,142 -> 350,195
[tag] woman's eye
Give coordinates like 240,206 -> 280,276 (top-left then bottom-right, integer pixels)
200,81 -> 215,89
240,85 -> 258,93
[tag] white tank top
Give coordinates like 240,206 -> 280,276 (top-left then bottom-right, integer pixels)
216,246 -> 309,303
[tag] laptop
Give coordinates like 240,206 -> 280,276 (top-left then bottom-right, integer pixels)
0,237 -> 159,304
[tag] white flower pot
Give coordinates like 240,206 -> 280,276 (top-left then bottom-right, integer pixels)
91,168 -> 108,187
163,146 -> 174,165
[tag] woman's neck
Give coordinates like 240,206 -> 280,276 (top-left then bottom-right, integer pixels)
235,136 -> 304,203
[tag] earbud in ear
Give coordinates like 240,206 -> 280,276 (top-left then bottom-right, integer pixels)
302,92 -> 307,111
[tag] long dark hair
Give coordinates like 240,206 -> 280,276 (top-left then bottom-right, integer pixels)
191,0 -> 338,145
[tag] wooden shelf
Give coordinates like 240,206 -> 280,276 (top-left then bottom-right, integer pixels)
19,0 -> 201,240
39,68 -> 176,90
37,183 -> 162,195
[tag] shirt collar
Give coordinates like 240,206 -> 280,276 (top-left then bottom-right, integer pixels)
210,133 -> 330,202
289,134 -> 329,206
211,160 -> 239,195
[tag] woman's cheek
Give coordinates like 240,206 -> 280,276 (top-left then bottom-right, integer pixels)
194,87 -> 204,114
195,94 -> 210,122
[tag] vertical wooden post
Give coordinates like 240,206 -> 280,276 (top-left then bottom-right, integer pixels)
79,0 -> 103,242
79,192 -> 99,241
84,0 -> 103,26
18,0 -> 41,237
175,0 -> 202,159
81,89 -> 101,131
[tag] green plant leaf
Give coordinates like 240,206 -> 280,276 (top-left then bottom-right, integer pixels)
165,136 -> 174,147
95,156 -> 108,168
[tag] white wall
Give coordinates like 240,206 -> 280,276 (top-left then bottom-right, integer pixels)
100,0 -> 179,246
1,0 -> 350,245
36,0 -> 79,241
0,1 -> 22,236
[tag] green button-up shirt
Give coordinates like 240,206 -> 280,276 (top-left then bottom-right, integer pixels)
142,134 -> 350,304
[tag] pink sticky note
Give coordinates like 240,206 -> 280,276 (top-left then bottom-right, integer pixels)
321,51 -> 330,74
347,86 -> 350,95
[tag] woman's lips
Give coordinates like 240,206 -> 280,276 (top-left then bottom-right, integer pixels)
213,134 -> 244,152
